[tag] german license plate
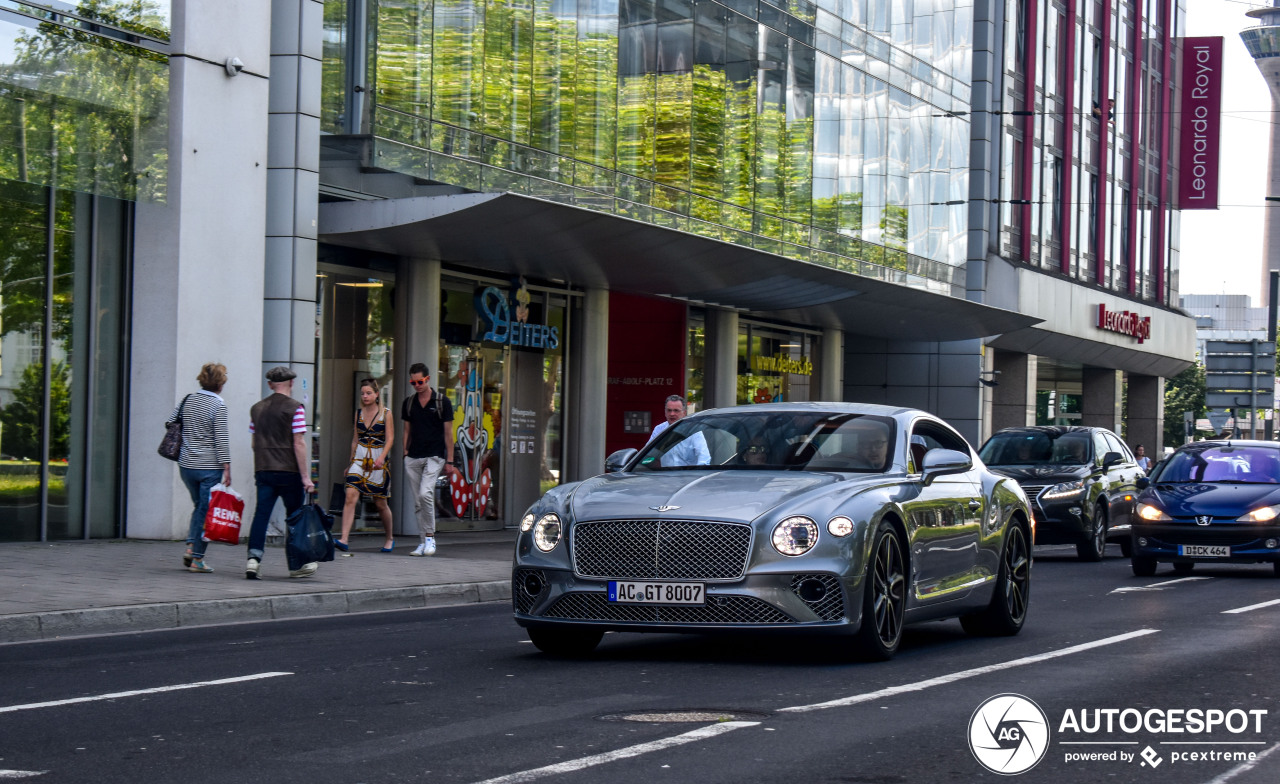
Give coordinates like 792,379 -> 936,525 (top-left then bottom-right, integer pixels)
608,581 -> 705,605
1179,545 -> 1230,557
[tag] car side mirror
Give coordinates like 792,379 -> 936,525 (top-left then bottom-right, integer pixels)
1136,476 -> 1150,490
1102,451 -> 1123,468
921,448 -> 972,486
604,448 -> 638,474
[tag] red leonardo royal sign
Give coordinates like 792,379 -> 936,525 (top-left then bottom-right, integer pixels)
1097,305 -> 1151,344
1177,37 -> 1223,210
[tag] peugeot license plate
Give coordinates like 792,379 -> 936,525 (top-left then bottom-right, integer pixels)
608,581 -> 705,605
1179,545 -> 1229,557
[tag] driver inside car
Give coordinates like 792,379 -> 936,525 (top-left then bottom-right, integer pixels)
847,422 -> 891,469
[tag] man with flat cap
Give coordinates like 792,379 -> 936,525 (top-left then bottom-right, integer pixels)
245,365 -> 318,579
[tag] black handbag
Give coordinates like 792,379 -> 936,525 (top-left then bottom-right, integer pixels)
285,501 -> 336,570
158,395 -> 191,461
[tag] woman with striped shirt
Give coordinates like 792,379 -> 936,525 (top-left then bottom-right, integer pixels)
166,363 -> 232,573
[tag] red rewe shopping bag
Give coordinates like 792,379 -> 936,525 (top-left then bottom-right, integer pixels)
202,483 -> 245,545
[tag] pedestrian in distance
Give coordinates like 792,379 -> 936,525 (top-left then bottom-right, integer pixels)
1135,444 -> 1152,472
245,366 -> 318,579
167,362 -> 232,574
401,363 -> 457,557
336,377 -> 395,553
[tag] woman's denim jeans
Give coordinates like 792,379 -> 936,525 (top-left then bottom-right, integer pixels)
179,467 -> 223,559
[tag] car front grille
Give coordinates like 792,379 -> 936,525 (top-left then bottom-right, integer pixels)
543,592 -> 794,624
572,520 -> 752,580
512,569 -> 546,615
1142,525 -> 1269,548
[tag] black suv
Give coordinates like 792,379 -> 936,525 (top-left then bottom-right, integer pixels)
978,426 -> 1144,561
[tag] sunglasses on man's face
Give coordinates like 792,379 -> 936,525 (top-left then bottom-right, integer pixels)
410,379 -> 429,387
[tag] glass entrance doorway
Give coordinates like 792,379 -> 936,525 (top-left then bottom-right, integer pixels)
314,266 -> 395,530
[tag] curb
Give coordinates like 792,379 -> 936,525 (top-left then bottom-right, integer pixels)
0,580 -> 512,644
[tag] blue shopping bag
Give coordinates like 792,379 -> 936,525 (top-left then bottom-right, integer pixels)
285,502 -> 335,570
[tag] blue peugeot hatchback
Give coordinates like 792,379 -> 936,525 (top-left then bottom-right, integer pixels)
1131,440 -> 1280,577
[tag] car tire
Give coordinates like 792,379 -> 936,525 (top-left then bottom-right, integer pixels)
527,626 -> 604,656
1131,556 -> 1158,577
852,521 -> 907,661
960,522 -> 1031,637
1119,538 -> 1133,557
1172,562 -> 1195,575
1076,503 -> 1108,562
1273,561 -> 1280,578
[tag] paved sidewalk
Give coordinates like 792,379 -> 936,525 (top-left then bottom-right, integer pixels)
0,531 -> 516,644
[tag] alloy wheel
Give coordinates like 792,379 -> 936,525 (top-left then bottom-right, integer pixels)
871,531 -> 906,648
1002,525 -> 1030,624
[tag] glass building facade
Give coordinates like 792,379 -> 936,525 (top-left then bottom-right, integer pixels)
0,1 -> 169,540
997,0 -> 1185,305
323,0 -> 976,294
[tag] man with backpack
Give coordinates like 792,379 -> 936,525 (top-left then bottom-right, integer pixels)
401,363 -> 455,556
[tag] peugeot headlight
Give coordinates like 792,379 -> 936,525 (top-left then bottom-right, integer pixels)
1043,479 -> 1086,499
520,512 -> 536,532
1136,502 -> 1171,522
533,514 -> 562,552
772,516 -> 819,556
1238,505 -> 1280,523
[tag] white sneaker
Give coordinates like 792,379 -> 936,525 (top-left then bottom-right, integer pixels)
289,562 -> 318,578
410,542 -> 427,557
422,537 -> 437,556
245,557 -> 261,580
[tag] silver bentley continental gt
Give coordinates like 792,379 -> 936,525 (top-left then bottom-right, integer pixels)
512,403 -> 1034,660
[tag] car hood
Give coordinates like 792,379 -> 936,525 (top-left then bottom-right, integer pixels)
1144,483 -> 1280,518
568,470 -> 849,524
987,464 -> 1089,483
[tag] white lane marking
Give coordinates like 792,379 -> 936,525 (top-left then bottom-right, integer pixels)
1222,598 -> 1280,615
777,629 -> 1160,714
1110,577 -> 1212,594
1202,741 -> 1280,784
469,721 -> 760,784
0,672 -> 292,714
0,772 -> 46,779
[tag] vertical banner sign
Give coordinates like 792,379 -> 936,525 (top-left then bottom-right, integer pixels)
1178,37 -> 1223,210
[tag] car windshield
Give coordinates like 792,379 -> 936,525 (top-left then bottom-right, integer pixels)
634,411 -> 897,473
1152,446 -> 1280,484
980,431 -> 1092,466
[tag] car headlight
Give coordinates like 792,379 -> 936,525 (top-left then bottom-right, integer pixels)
1043,480 -> 1086,499
827,516 -> 854,537
533,514 -> 562,552
1136,502 -> 1171,522
520,512 -> 536,532
772,516 -> 819,556
1238,505 -> 1280,523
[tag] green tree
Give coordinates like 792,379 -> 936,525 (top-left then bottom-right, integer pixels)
1163,362 -> 1206,447
0,361 -> 70,460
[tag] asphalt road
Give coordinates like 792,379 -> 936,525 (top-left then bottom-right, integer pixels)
2,544 -> 1278,784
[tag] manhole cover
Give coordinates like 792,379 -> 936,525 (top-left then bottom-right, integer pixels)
599,710 -> 769,723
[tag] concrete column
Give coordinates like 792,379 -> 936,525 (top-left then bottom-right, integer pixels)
127,0 -> 271,539
568,288 -> 609,482
1082,367 -> 1124,433
704,308 -> 739,409
1127,374 -> 1165,455
991,349 -> 1037,433
819,327 -> 844,401
393,257 -> 441,534
263,0 -> 322,400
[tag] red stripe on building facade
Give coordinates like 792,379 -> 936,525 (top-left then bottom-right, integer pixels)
1060,0 -> 1078,274
1126,0 -> 1145,294
1153,0 -> 1174,303
1020,0 -> 1039,263
1095,0 -> 1113,285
